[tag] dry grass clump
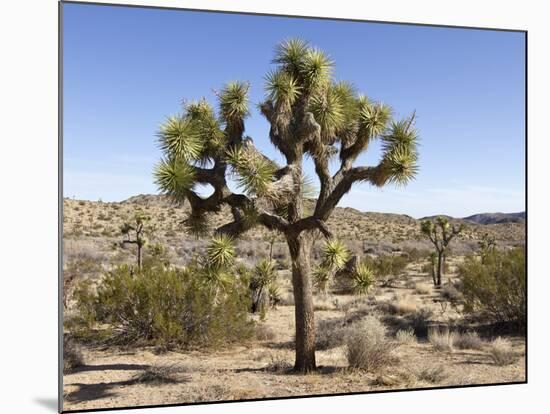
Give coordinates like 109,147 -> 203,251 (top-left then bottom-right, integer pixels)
428,327 -> 457,352
418,365 -> 448,383
440,283 -> 462,302
316,318 -> 348,350
63,336 -> 84,373
454,331 -> 484,350
255,324 -> 277,341
395,328 -> 416,345
415,283 -> 432,295
389,294 -> 418,315
488,337 -> 517,366
184,384 -> 231,402
133,363 -> 188,384
345,316 -> 397,372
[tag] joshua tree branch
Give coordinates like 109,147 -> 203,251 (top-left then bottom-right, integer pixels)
291,216 -> 333,238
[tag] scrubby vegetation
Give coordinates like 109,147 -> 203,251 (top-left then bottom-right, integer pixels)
72,262 -> 254,348
69,237 -> 256,349
345,316 -> 397,371
459,247 -> 526,327
488,337 -> 517,366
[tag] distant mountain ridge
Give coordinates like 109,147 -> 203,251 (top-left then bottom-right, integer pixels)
462,212 -> 525,225
122,194 -> 525,225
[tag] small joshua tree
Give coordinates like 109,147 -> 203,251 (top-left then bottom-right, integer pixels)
249,259 -> 278,315
120,211 -> 150,268
154,39 -> 419,371
478,232 -> 497,264
421,217 -> 464,286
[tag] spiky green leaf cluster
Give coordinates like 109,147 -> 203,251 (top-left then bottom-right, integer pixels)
321,239 -> 350,271
250,259 -> 277,290
265,70 -> 301,108
182,212 -> 211,238
351,260 -> 375,295
272,38 -> 333,96
200,266 -> 233,291
309,85 -> 346,139
185,99 -> 226,160
154,157 -> 196,199
157,116 -> 203,161
421,220 -> 434,235
206,234 -> 235,270
378,116 -> 419,186
359,101 -> 392,142
219,81 -> 250,124
226,146 -> 276,197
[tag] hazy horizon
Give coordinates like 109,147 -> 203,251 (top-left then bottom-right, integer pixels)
62,3 -> 526,218
62,193 -> 525,220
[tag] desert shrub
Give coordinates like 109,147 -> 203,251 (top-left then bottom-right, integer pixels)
454,331 -> 484,350
63,336 -> 84,373
428,327 -> 457,352
440,283 -> 462,302
345,316 -> 397,371
255,324 -> 277,341
389,294 -> 417,315
371,254 -> 408,286
415,283 -> 432,295
488,337 -> 517,366
404,247 -> 430,263
316,318 -> 348,350
395,328 -> 416,345
459,248 -> 526,327
418,365 -> 447,383
72,262 -> 253,348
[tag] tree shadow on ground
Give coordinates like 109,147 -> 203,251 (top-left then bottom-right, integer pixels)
65,366 -> 190,403
72,363 -> 150,373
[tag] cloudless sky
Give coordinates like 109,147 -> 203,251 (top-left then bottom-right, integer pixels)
62,3 -> 525,218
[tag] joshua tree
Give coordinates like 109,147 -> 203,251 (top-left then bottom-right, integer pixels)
120,211 -> 150,268
249,259 -> 278,315
478,232 -> 497,264
420,217 -> 464,286
154,39 -> 419,372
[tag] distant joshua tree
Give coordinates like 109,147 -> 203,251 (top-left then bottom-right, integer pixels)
120,211 -> 150,268
478,232 -> 497,264
421,217 -> 464,286
154,39 -> 419,372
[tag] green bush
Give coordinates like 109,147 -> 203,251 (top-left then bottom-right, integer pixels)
369,254 -> 408,286
72,262 -> 254,348
458,248 -> 525,327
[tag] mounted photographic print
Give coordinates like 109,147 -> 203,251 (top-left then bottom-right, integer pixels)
60,1 -> 527,412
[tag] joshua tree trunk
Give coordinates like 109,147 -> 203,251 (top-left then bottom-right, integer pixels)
436,250 -> 444,286
287,232 -> 316,372
137,245 -> 142,269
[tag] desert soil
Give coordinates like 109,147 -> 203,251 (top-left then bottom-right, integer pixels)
63,264 -> 526,411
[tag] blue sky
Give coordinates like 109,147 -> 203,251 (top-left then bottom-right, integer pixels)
62,3 -> 525,218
